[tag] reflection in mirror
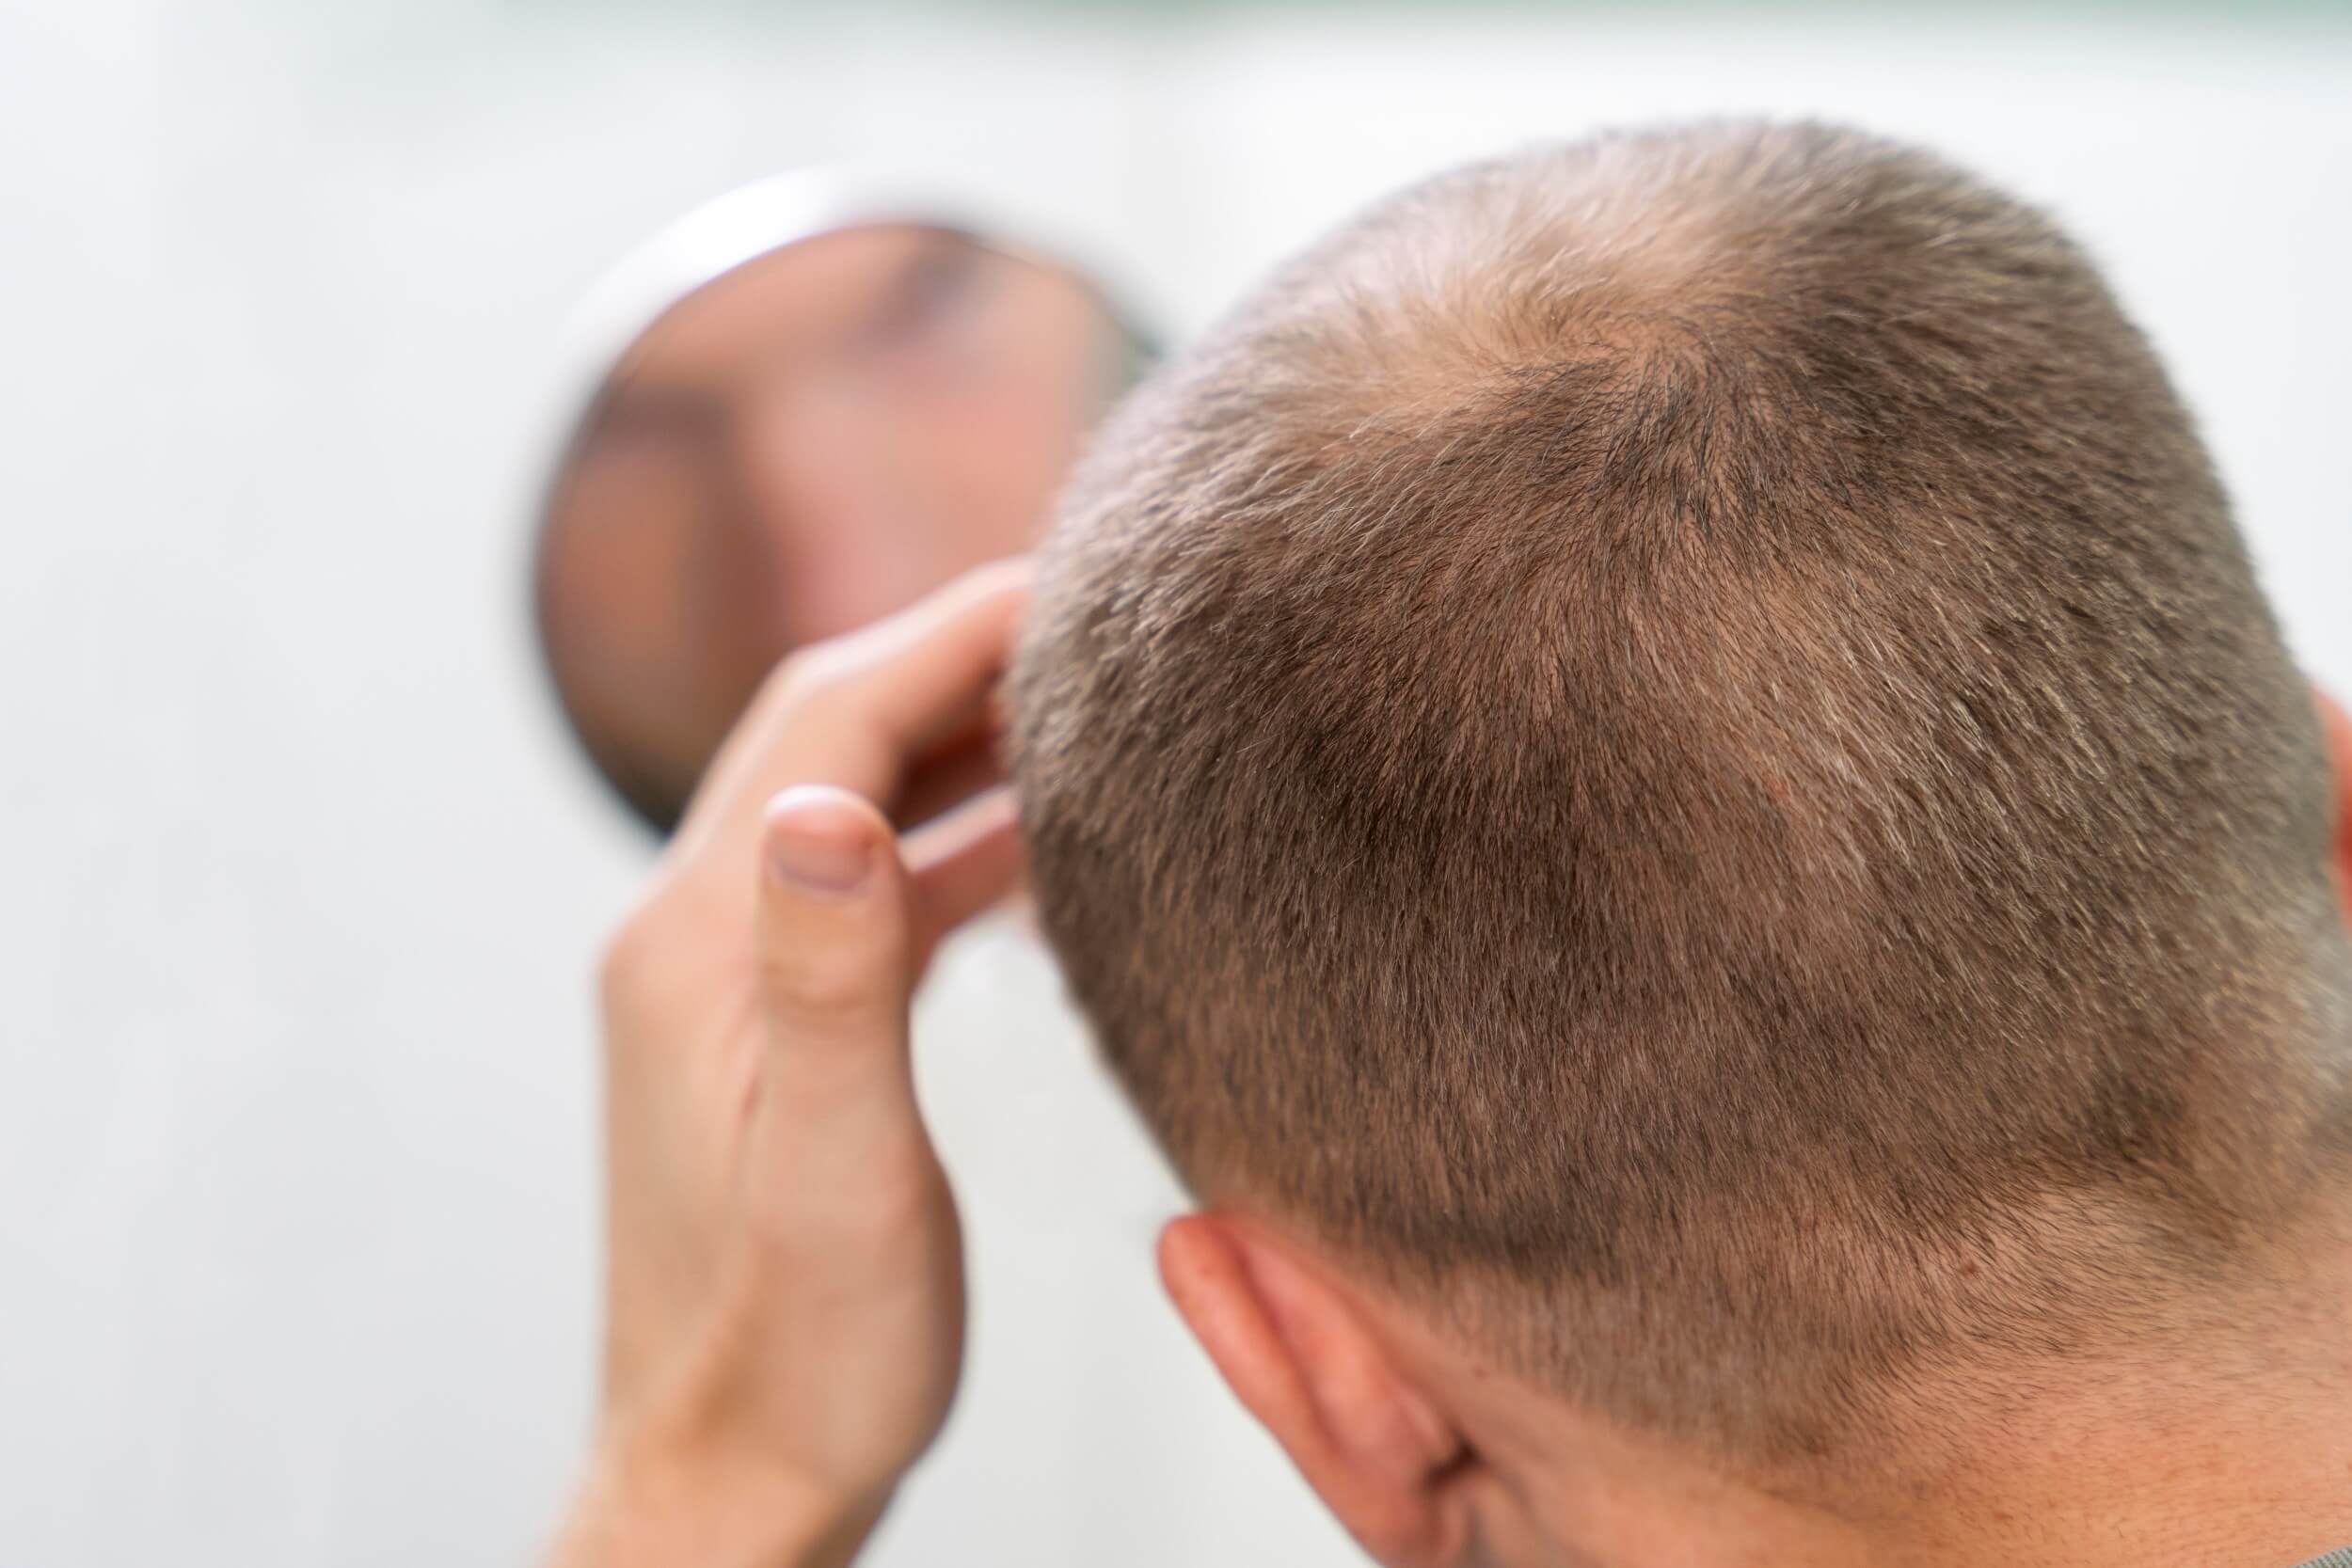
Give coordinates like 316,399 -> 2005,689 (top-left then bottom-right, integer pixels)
534,221 -> 1151,832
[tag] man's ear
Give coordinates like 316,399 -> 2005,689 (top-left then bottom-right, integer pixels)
2319,688 -> 2352,929
1157,1213 -> 1471,1568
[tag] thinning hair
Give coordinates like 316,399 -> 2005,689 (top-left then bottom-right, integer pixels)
1008,121 -> 2352,1465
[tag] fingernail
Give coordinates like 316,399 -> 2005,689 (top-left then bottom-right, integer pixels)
768,800 -> 874,895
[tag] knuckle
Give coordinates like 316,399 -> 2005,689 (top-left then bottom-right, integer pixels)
771,639 -> 860,710
742,659 -> 805,730
595,869 -> 702,1016
739,649 -> 826,734
759,934 -> 892,1022
758,657 -> 871,754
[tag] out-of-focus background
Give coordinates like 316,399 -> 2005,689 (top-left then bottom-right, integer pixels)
4,4 -> 2347,1564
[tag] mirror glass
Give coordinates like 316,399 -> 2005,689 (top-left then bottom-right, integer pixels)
535,220 -> 1151,832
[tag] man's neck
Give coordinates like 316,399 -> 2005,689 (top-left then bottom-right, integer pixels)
1438,1210 -> 2352,1568
1871,1338 -> 2352,1568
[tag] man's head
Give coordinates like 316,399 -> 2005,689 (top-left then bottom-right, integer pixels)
1009,121 -> 2352,1560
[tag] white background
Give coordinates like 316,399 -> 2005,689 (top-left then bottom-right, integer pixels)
3,4 -> 2347,1564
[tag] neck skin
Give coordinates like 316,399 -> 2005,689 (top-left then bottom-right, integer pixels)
1380,1199 -> 2352,1568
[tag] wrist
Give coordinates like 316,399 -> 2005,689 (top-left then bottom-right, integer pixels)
553,1431 -> 887,1568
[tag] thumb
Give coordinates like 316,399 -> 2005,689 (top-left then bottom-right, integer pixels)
754,784 -> 919,1118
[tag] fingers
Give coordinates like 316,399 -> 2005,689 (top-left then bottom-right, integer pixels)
905,787 -> 1025,961
811,556 -> 1031,765
753,785 -> 919,1126
681,561 -> 1030,876
745,780 -> 1023,1193
893,722 -> 1007,835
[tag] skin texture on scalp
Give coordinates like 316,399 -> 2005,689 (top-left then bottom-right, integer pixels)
1008,120 -> 2352,1469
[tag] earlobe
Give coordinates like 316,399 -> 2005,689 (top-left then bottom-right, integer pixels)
2318,688 -> 2352,928
1157,1214 -> 1470,1568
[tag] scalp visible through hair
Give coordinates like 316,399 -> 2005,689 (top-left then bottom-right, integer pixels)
1009,121 -> 2352,1472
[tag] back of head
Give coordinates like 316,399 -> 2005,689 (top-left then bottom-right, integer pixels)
1009,121 -> 2352,1467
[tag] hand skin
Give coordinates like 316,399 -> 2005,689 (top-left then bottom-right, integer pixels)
540,594 -> 2348,1568
548,562 -> 1032,1568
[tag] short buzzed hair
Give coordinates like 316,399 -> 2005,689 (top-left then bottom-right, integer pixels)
1008,121 -> 2352,1466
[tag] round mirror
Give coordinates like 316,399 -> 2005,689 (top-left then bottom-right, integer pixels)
532,180 -> 1152,832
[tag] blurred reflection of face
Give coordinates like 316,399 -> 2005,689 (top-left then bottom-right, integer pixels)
541,226 -> 1125,825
